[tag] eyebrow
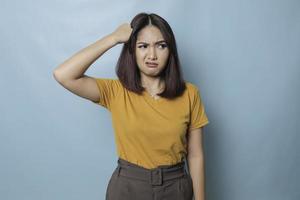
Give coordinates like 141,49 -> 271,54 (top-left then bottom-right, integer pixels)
136,40 -> 167,44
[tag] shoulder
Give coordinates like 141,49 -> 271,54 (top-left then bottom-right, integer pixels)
94,77 -> 119,82
94,78 -> 121,86
185,81 -> 199,94
93,78 -> 124,94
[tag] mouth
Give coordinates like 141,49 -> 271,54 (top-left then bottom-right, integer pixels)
146,62 -> 158,68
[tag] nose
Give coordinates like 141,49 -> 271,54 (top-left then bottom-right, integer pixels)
148,46 -> 157,60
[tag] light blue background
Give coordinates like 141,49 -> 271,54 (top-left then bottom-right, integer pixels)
1,0 -> 299,200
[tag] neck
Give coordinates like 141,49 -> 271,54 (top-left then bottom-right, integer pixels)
141,75 -> 165,92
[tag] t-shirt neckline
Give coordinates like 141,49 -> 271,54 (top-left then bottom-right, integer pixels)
142,90 -> 164,102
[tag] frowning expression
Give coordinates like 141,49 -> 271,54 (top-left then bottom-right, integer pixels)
135,25 -> 170,77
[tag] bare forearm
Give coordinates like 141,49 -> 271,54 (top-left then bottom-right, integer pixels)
53,34 -> 118,82
187,156 -> 205,200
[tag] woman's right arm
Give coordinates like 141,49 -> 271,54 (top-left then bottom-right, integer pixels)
53,23 -> 132,103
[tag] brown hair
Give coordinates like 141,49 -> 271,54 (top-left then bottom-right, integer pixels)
116,12 -> 187,99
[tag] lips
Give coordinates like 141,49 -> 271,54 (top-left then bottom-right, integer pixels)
146,62 -> 158,67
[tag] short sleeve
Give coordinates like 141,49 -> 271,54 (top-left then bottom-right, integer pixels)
92,78 -> 120,111
188,86 -> 209,131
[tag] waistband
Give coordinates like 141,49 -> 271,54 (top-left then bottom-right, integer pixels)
116,158 -> 187,186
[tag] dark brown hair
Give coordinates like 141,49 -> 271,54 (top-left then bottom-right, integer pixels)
116,12 -> 187,99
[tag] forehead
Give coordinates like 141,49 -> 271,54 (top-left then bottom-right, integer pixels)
136,25 -> 165,43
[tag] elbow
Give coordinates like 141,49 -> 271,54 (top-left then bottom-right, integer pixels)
53,69 -> 60,81
187,154 -> 204,161
53,69 -> 65,84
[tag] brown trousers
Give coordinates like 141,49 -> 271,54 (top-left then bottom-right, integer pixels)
105,157 -> 194,200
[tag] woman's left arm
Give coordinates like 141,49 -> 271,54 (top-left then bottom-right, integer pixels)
186,127 -> 206,200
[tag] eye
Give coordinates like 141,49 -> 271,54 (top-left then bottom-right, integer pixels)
138,44 -> 147,49
158,43 -> 168,49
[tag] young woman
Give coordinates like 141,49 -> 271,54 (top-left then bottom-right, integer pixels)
53,12 -> 209,200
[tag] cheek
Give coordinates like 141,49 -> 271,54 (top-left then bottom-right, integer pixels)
135,51 -> 146,67
135,50 -> 146,60
160,51 -> 170,61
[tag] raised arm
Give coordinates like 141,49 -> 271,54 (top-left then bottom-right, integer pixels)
53,23 -> 132,103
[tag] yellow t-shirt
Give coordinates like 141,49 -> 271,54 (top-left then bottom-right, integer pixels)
92,78 -> 209,169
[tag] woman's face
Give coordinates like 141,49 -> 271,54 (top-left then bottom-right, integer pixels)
135,25 -> 170,78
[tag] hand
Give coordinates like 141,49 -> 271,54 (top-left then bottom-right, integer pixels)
111,23 -> 133,44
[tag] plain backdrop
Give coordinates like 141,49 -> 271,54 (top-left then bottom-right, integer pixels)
1,0 -> 299,200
